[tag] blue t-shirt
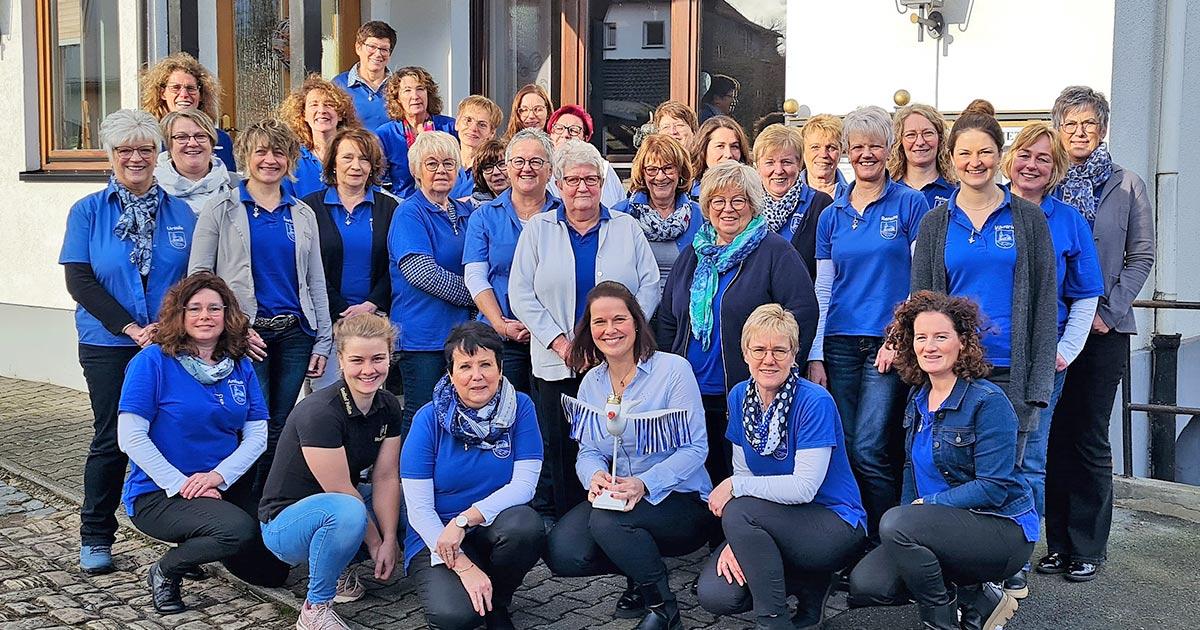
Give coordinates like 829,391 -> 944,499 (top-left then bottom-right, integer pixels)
900,175 -> 956,210
214,128 -> 237,173
687,270 -> 735,395
374,115 -> 458,199
817,178 -> 930,337
462,189 -> 561,322
451,166 -> 473,201
399,392 -> 543,568
387,191 -> 474,351
119,345 -> 268,515
561,206 -> 610,323
332,66 -> 391,132
290,145 -> 326,200
726,378 -> 867,531
241,183 -> 309,333
943,190 -> 1018,366
326,186 -> 376,306
58,182 -> 196,346
1040,195 -> 1105,336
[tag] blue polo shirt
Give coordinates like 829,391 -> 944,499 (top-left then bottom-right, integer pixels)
214,128 -> 237,173
119,345 -> 269,515
59,181 -> 196,346
817,178 -> 929,337
943,189 -> 1018,366
687,270 -> 735,395
400,391 -> 542,569
388,191 -> 474,351
289,145 -> 325,200
1040,195 -> 1105,336
901,175 -> 956,209
727,378 -> 867,531
373,115 -> 458,199
332,64 -> 391,132
240,183 -> 309,333
462,189 -> 561,322
326,186 -> 376,306
560,206 -> 611,323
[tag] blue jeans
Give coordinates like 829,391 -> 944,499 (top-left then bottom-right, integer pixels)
261,493 -> 368,605
397,350 -> 446,438
823,335 -> 905,537
501,339 -> 533,395
251,324 -> 315,500
1020,369 -> 1067,522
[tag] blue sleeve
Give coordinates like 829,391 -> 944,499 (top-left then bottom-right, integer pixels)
1063,214 -> 1106,299
399,406 -> 438,480
390,206 -> 435,260
511,394 -> 544,461
790,387 -> 839,451
814,209 -> 833,260
462,209 -> 490,265
118,347 -> 161,419
375,123 -> 415,197
215,129 -> 237,171
241,359 -> 270,422
725,382 -> 746,444
905,193 -> 932,244
59,196 -> 95,264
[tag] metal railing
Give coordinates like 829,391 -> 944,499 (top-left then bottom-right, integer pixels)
1120,299 -> 1200,478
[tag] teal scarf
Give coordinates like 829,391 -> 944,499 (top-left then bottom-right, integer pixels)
688,216 -> 767,350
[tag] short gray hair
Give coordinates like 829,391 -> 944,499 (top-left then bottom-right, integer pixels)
699,160 -> 764,218
407,130 -> 461,187
1052,85 -> 1110,132
553,139 -> 605,183
841,105 -> 893,152
100,109 -> 162,155
506,128 -> 554,164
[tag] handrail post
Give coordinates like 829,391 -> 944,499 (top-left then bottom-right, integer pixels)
1149,334 -> 1182,481
1123,350 -> 1134,477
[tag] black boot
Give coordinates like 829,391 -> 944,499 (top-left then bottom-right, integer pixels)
635,578 -> 682,630
615,575 -> 646,618
147,562 -> 187,615
791,577 -> 834,629
958,583 -> 1018,630
918,595 -> 958,630
485,605 -> 516,630
753,613 -> 793,630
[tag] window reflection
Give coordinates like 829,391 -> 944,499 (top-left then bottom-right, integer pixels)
593,0 -> 672,157
700,0 -> 786,141
49,0 -> 121,151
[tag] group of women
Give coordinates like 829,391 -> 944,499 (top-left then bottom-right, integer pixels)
61,20 -> 1152,628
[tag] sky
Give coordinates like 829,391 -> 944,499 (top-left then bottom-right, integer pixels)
726,0 -> 787,33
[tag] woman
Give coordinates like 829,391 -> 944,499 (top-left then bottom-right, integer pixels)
849,291 -> 1036,630
510,139 -> 660,521
401,322 -> 546,630
501,83 -> 553,143
910,101 -> 1058,467
117,273 -> 266,614
304,127 -> 399,390
188,118 -> 333,503
61,109 -> 197,575
387,131 -> 475,436
259,314 -> 402,630
139,52 -> 236,170
470,140 -> 510,206
688,115 -> 752,200
375,66 -> 458,199
753,124 -> 835,277
544,105 -> 627,207
155,109 -> 238,216
612,134 -> 703,297
453,96 -> 504,201
809,105 -> 930,538
697,305 -> 866,630
1041,86 -> 1155,583
652,99 -> 698,146
546,282 -> 711,630
331,21 -> 397,131
464,130 -> 560,396
800,114 -> 849,200
887,103 -> 956,208
659,160 -> 818,489
279,74 -> 361,199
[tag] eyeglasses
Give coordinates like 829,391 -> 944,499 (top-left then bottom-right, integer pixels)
659,123 -> 691,134
170,133 -> 211,146
1059,120 -> 1100,135
551,124 -> 585,138
642,164 -> 678,178
903,130 -> 939,143
708,196 -> 749,211
361,42 -> 392,56
459,116 -> 493,131
165,83 -> 199,95
115,145 -> 157,160
423,159 -> 458,173
561,174 -> 602,188
509,157 -> 547,171
482,162 -> 507,175
747,346 -> 793,361
185,304 -> 227,317
517,106 -> 548,117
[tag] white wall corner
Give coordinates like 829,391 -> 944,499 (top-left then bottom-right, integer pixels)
118,0 -> 143,109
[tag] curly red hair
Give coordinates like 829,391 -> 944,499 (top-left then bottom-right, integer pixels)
886,291 -> 992,386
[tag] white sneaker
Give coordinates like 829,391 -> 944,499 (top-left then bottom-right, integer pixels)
333,567 -> 365,603
296,601 -> 350,630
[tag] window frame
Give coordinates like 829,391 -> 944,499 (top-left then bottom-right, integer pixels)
603,22 -> 617,50
642,20 -> 665,49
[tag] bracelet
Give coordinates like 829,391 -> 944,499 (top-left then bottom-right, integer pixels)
452,562 -> 474,574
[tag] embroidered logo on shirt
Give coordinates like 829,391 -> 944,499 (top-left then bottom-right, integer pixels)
376,424 -> 388,442
285,216 -> 296,243
167,226 -> 188,250
879,215 -> 899,240
229,379 -> 248,405
789,212 -> 805,233
933,195 -> 950,207
994,224 -> 1015,249
492,437 -> 512,459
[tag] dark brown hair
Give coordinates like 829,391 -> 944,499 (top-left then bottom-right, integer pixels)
355,20 -> 397,49
321,127 -> 387,189
472,139 -> 508,194
154,272 -> 250,360
689,115 -> 751,181
886,290 -> 992,386
949,99 -> 1004,154
567,281 -> 656,372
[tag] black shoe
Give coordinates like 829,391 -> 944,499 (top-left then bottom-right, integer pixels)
1066,561 -> 1100,582
635,580 -> 682,630
147,562 -> 187,615
485,606 -> 516,630
1035,552 -> 1068,574
180,565 -> 208,581
1001,569 -> 1028,599
791,577 -> 833,629
615,577 -> 646,619
919,595 -> 958,630
753,613 -> 793,630
958,583 -> 1018,630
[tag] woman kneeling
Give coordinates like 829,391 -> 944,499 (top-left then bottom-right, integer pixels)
849,291 -> 1037,630
401,321 -> 546,630
697,304 -> 867,630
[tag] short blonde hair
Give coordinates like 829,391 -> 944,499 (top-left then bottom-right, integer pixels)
457,95 -> 503,130
630,134 -> 692,195
1000,121 -> 1070,196
652,100 -> 698,133
699,160 -> 764,219
334,313 -> 397,356
160,109 -> 218,147
752,124 -> 804,165
407,131 -> 461,189
741,303 -> 799,354
139,53 -> 223,121
278,74 -> 360,151
800,114 -> 843,147
235,118 -> 301,178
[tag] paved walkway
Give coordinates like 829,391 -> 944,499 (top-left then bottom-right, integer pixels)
1,375 -> 1198,629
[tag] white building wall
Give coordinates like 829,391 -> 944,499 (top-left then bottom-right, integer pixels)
364,0 -> 471,109
602,3 -> 672,60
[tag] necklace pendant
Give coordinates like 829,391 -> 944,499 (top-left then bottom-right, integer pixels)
345,215 -> 352,226
253,206 -> 261,218
968,234 -> 976,244
851,218 -> 859,230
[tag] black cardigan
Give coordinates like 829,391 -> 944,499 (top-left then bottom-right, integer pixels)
303,188 -> 399,319
789,189 -> 834,279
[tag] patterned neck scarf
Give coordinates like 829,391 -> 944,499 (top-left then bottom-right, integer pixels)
433,374 -> 518,450
628,193 -> 692,242
742,365 -> 801,458
177,354 -> 235,385
761,177 -> 807,233
403,117 -> 435,146
688,216 -> 767,350
1058,142 -> 1113,225
112,176 -> 161,276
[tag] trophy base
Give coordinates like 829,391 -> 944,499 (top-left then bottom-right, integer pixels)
591,490 -> 628,511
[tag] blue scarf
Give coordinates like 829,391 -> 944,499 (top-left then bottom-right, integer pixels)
741,365 -> 801,458
688,216 -> 767,350
432,375 -> 518,450
1058,143 -> 1113,225
112,176 -> 162,276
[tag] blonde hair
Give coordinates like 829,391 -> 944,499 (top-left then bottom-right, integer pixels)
887,103 -> 955,184
652,100 -> 698,133
334,313 -> 397,356
630,134 -> 692,195
457,95 -> 503,130
752,124 -> 804,165
407,131 -> 461,189
699,160 -> 764,219
160,109 -> 219,147
235,118 -> 301,178
741,303 -> 799,354
139,53 -> 223,121
277,74 -> 360,151
800,114 -> 843,148
1000,121 -> 1070,196
385,66 -> 443,121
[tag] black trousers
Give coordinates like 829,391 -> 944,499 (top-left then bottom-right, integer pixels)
78,343 -> 140,547
849,504 -> 1032,609
545,492 -> 712,595
701,394 -> 734,485
531,375 -> 584,518
1045,332 -> 1128,564
130,489 -> 259,579
409,506 -> 545,630
698,498 -> 865,619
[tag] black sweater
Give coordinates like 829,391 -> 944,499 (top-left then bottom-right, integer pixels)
303,188 -> 399,319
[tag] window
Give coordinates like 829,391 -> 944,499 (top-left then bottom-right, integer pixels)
643,20 -> 665,49
604,22 -> 617,50
36,0 -> 123,167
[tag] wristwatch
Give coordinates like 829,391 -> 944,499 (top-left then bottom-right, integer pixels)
454,513 -> 470,528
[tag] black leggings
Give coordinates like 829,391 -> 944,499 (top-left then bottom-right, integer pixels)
849,504 -> 1033,608
531,376 -> 585,518
130,490 -> 259,580
698,498 -> 864,619
545,492 -> 712,592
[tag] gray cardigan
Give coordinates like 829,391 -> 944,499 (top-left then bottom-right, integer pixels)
910,193 -> 1058,421
1089,164 -> 1155,334
188,187 -> 333,357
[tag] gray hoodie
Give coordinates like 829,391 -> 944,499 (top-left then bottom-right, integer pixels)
155,152 -> 239,216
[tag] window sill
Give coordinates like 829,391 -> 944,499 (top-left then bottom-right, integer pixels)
19,169 -> 111,183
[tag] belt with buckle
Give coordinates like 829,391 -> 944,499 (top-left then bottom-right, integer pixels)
253,314 -> 300,331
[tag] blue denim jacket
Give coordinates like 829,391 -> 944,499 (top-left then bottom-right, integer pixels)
901,377 -> 1034,518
